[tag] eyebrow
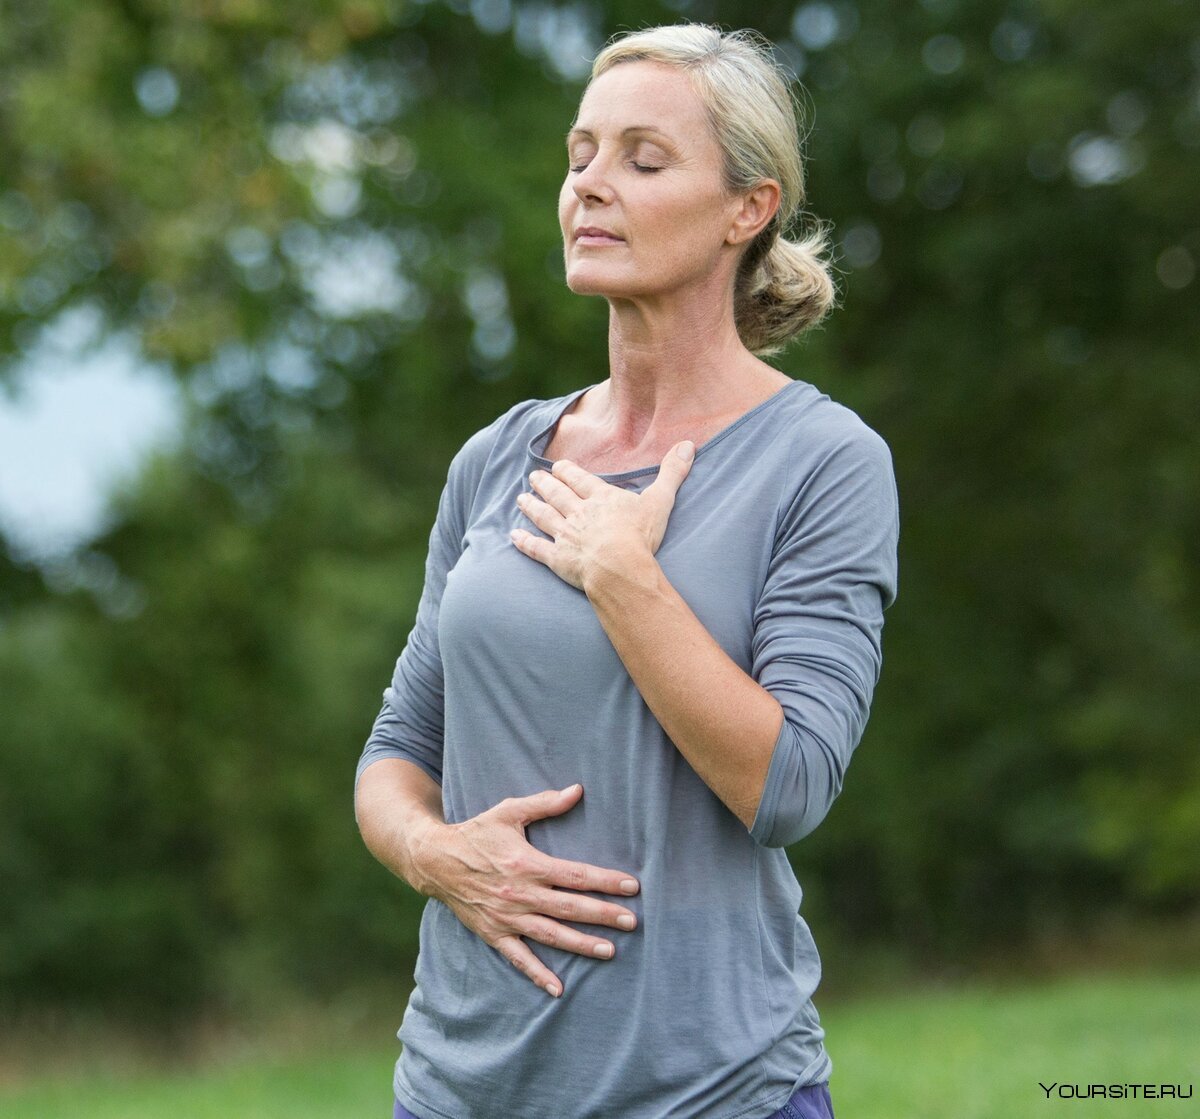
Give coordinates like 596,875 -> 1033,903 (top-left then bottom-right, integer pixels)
566,125 -> 675,143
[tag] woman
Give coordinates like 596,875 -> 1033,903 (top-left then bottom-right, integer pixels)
355,23 -> 898,1119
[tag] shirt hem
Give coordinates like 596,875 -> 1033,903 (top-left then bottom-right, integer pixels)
392,1052 -> 833,1119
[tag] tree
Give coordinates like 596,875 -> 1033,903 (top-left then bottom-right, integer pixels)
1,0 -> 1196,1012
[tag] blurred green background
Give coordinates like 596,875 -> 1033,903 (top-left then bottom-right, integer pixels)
1,0 -> 1198,1109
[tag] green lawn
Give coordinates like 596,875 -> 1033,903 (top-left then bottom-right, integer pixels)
827,971 -> 1199,1118
2,971 -> 1196,1118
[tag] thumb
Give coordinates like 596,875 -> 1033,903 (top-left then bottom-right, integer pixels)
649,441 -> 695,502
508,783 -> 583,825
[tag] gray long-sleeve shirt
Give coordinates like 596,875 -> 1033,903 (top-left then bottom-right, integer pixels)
357,378 -> 899,1119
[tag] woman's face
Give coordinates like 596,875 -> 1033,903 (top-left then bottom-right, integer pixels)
559,61 -> 749,306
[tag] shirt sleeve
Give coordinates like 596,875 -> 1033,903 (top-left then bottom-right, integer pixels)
354,429 -> 492,790
748,424 -> 899,847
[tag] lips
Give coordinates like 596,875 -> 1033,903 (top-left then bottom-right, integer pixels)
574,226 -> 624,243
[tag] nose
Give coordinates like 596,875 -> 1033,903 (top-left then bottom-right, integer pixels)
572,150 -> 616,205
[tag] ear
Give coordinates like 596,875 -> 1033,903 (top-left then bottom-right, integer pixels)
726,180 -> 781,247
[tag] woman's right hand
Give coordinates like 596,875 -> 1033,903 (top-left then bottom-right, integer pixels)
412,783 -> 640,998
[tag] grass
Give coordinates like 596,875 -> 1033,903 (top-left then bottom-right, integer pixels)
825,971 -> 1199,1118
1,970 -> 1196,1118
0,1049 -> 393,1119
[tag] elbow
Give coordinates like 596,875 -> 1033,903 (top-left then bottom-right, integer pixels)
748,719 -> 848,848
751,795 -> 839,850
754,808 -> 833,850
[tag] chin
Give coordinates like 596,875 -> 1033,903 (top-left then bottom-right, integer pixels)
565,262 -> 641,298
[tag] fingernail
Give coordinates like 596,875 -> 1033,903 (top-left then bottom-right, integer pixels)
563,783 -> 582,795
593,943 -> 614,959
617,914 -> 636,930
545,982 -> 561,998
619,879 -> 639,895
677,441 -> 695,462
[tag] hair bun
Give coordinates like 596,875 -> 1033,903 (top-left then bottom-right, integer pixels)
735,227 -> 837,356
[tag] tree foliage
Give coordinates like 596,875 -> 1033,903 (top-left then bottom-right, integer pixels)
1,0 -> 1198,1012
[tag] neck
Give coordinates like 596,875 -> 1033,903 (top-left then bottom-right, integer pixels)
600,290 -> 760,442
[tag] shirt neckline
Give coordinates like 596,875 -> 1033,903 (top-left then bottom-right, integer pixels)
526,378 -> 804,482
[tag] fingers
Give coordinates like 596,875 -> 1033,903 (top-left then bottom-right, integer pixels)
516,490 -> 568,538
521,914 -> 617,960
527,469 -> 583,514
646,441 -> 695,506
508,526 -> 556,568
501,784 -> 584,825
540,854 -> 641,899
492,787 -> 642,901
549,458 -> 603,497
494,909 -> 623,998
499,789 -> 642,897
541,887 -> 638,932
494,934 -> 563,998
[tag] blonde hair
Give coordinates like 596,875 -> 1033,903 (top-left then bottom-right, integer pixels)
591,24 -> 837,355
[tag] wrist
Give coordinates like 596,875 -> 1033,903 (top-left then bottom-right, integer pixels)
402,815 -> 451,898
582,540 -> 660,603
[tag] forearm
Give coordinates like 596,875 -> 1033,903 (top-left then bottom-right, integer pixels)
584,549 -> 784,829
354,757 -> 446,895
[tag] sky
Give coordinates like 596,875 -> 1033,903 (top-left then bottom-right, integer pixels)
0,308 -> 182,561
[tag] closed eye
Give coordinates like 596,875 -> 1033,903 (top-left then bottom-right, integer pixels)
568,161 -> 663,174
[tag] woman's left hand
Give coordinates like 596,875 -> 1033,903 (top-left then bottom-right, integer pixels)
510,441 -> 695,593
